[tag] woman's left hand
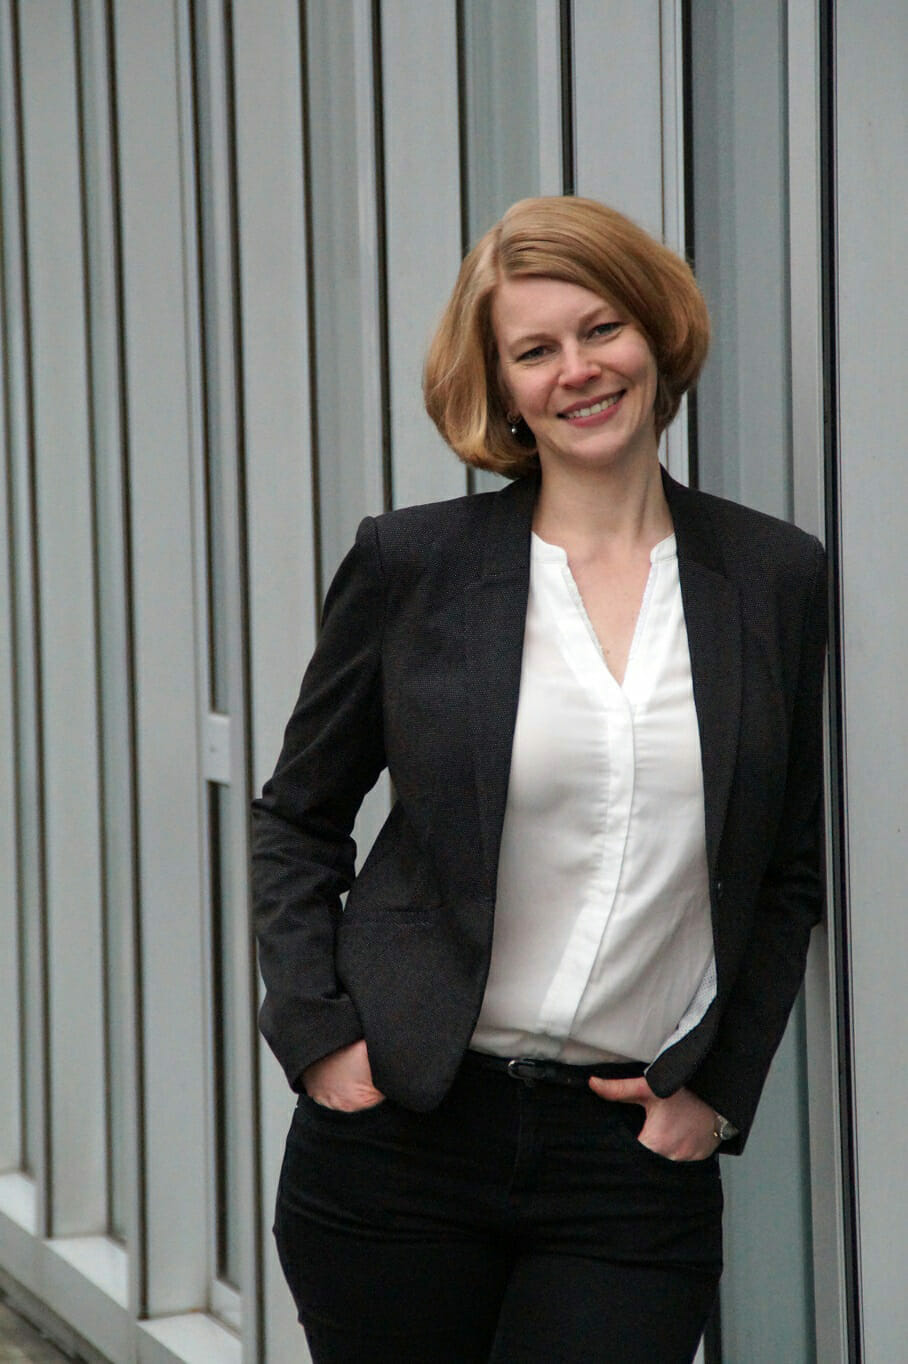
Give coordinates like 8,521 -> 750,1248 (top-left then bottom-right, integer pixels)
589,1075 -> 721,1161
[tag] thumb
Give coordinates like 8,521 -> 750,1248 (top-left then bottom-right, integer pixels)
588,1075 -> 652,1105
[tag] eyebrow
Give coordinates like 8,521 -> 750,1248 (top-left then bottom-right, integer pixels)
505,304 -> 619,352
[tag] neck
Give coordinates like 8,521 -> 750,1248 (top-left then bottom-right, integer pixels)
533,453 -> 672,557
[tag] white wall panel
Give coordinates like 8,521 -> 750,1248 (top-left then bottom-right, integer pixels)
75,0 -> 141,1267
0,172 -> 19,1173
836,4 -> 908,1359
231,3 -> 316,1357
573,0 -> 664,235
305,0 -> 386,587
113,0 -> 209,1315
0,0 -> 46,1214
18,0 -> 107,1236
0,0 -> 22,1174
380,0 -> 467,509
787,4 -> 848,1359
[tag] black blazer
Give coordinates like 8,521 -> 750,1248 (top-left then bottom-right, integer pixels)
252,469 -> 827,1150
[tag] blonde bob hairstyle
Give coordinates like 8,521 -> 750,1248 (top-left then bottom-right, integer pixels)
424,196 -> 710,478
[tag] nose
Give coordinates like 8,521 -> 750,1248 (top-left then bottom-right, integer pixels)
558,341 -> 599,388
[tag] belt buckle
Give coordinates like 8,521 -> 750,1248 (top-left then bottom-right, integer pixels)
507,1058 -> 542,1086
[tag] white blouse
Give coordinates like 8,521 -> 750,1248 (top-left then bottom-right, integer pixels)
471,531 -> 716,1066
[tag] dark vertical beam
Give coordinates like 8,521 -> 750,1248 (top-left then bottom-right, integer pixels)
818,0 -> 862,1357
559,0 -> 575,194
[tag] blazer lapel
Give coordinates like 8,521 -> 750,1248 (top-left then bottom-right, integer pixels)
462,469 -> 742,896
464,475 -> 537,893
664,471 -> 742,877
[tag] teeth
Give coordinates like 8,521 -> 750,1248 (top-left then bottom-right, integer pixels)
565,393 -> 621,419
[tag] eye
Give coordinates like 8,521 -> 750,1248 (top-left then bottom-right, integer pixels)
515,344 -> 549,363
589,321 -> 621,339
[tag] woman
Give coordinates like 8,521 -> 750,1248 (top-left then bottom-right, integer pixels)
252,197 -> 826,1362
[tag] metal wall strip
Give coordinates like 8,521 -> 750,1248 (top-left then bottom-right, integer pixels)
0,0 -> 50,1229
17,0 -> 107,1237
112,0 -> 210,1315
231,0 -> 318,1355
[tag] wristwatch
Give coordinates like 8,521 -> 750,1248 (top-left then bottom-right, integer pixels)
712,1112 -> 738,1142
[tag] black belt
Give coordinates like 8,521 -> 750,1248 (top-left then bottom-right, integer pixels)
465,1050 -> 645,1089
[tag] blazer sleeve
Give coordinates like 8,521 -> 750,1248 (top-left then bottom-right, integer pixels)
251,516 -> 387,1090
687,537 -> 828,1146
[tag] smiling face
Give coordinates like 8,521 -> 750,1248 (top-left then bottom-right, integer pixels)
492,275 -> 660,478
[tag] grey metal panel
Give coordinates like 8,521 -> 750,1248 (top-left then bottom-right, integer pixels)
112,0 -> 209,1314
380,0 -> 468,510
192,1 -> 262,1351
461,0 -> 547,238
690,5 -> 820,1356
0,0 -> 48,1223
572,0 -> 664,235
305,0 -> 386,590
462,0 -> 563,500
0,177 -> 20,1172
231,2 -> 317,1357
75,0 -> 143,1281
787,2 -> 848,1357
690,2 -> 792,520
17,0 -> 107,1236
659,1 -> 689,486
836,4 -> 908,1357
0,2 -> 23,1175
533,0 -> 564,196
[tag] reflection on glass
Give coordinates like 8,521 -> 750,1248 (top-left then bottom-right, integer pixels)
461,0 -> 546,495
689,4 -> 815,1360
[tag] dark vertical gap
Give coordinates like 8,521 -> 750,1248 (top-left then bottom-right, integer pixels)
370,0 -> 393,514
207,782 -> 229,1280
680,0 -> 699,490
104,0 -> 148,1312
819,1 -> 862,1359
455,0 -> 477,498
455,0 -> 470,256
779,7 -> 795,524
0,6 -> 27,1179
223,0 -> 265,1332
9,0 -> 52,1233
558,0 -> 575,195
71,0 -> 116,1237
297,0 -> 323,619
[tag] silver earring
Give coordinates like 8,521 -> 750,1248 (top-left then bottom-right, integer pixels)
506,411 -> 521,437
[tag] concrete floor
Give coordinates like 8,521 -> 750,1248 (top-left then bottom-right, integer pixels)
0,1299 -> 72,1362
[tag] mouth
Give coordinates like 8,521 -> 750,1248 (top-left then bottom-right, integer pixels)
559,392 -> 624,420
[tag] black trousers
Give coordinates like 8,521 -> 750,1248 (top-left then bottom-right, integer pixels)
274,1053 -> 723,1363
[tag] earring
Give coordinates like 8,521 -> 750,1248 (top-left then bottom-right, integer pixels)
506,411 -> 521,437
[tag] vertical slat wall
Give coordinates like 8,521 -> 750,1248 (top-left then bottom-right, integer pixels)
234,3 -> 315,1353
17,0 -> 108,1242
113,0 -> 211,1325
836,3 -> 908,1359
0,5 -> 691,1361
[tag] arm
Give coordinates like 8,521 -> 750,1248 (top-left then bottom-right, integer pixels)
599,538 -> 828,1154
686,538 -> 828,1146
252,517 -> 387,1091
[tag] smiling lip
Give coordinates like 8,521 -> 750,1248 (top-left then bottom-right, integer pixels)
559,392 -> 624,420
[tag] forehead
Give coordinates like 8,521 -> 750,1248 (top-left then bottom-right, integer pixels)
491,276 -> 617,340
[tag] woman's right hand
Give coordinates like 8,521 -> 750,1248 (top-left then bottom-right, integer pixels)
302,1039 -> 386,1112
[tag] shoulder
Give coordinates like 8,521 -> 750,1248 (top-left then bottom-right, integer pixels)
362,476 -> 530,574
670,477 -> 825,587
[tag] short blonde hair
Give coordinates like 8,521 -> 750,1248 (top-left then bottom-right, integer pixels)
424,196 -> 710,477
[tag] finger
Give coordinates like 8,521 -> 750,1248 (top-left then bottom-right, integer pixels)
588,1075 -> 653,1104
